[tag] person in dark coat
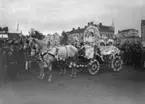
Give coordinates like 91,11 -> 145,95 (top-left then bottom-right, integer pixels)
136,44 -> 142,68
3,40 -> 19,80
124,44 -> 129,65
127,44 -> 132,65
0,45 -> 6,85
142,46 -> 145,69
14,40 -> 24,71
132,44 -> 136,67
133,44 -> 138,68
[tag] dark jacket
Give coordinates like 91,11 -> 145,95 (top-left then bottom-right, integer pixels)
3,47 -> 18,66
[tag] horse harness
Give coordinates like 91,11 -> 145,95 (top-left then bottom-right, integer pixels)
39,50 -> 55,63
39,46 -> 68,63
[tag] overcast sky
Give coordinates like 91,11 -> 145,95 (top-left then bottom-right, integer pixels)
0,0 -> 145,35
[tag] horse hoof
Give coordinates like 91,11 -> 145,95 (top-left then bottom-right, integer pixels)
70,74 -> 73,77
48,79 -> 52,82
38,76 -> 41,79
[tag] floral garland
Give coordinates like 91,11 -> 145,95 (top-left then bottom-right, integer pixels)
57,57 -> 66,61
69,59 -> 100,75
111,56 -> 123,72
69,62 -> 89,68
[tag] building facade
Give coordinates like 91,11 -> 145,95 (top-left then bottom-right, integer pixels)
0,26 -> 22,41
65,22 -> 115,45
141,20 -> 145,42
0,27 -> 8,40
116,29 -> 140,45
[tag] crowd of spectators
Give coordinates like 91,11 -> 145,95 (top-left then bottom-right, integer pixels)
0,39 -> 25,81
119,43 -> 145,69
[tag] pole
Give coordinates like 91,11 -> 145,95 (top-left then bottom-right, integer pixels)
17,22 -> 19,31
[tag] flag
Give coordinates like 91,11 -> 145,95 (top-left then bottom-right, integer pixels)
17,22 -> 19,31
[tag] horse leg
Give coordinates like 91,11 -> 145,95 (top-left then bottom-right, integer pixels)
38,63 -> 45,80
38,63 -> 42,78
63,68 -> 66,75
47,64 -> 52,82
61,61 -> 66,75
73,67 -> 77,78
25,61 -> 27,70
70,65 -> 74,77
63,61 -> 67,75
71,63 -> 77,78
28,61 -> 31,69
41,67 -> 45,80
39,68 -> 45,80
59,62 -> 63,75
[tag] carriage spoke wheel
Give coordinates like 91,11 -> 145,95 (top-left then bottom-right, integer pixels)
112,56 -> 123,72
88,60 -> 100,75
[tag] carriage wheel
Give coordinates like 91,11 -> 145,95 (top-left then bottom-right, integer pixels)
112,56 -> 123,72
88,60 -> 100,75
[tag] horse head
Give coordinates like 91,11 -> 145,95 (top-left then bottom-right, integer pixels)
23,37 -> 33,49
23,37 -> 38,56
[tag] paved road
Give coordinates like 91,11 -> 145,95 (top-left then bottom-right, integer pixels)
0,66 -> 145,104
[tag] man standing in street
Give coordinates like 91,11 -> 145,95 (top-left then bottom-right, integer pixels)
0,42 -> 6,85
3,40 -> 19,80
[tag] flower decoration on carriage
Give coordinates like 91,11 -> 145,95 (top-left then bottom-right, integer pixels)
84,45 -> 94,59
95,37 -> 122,72
106,39 -> 114,46
99,39 -> 106,46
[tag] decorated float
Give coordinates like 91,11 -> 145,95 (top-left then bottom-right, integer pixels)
69,25 -> 123,75
69,25 -> 101,75
95,38 -> 123,72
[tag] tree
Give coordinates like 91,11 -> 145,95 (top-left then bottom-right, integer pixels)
29,28 -> 45,40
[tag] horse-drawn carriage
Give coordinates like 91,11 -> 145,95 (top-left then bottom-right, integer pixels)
69,25 -> 123,75
24,27 -> 123,82
69,40 -> 123,75
95,39 -> 123,72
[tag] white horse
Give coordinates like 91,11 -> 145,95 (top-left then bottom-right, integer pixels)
24,37 -> 78,82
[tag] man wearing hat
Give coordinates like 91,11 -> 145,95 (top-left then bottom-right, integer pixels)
3,40 -> 19,80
